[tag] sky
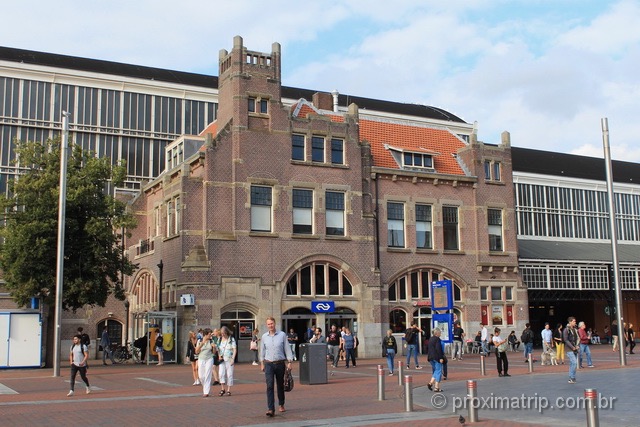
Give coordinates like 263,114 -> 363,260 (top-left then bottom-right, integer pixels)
3,0 -> 639,162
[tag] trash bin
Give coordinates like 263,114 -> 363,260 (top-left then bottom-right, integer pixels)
299,343 -> 328,385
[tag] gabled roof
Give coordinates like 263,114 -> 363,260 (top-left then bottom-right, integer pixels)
361,119 -> 466,175
291,99 -> 467,176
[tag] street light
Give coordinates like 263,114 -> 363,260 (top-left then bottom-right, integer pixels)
124,299 -> 130,345
157,260 -> 163,312
53,111 -> 71,377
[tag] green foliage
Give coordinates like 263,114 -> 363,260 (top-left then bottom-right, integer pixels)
0,138 -> 137,311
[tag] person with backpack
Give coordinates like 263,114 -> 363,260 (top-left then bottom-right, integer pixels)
77,327 -> 91,369
521,323 -> 535,363
68,334 -> 91,396
405,322 -> 423,370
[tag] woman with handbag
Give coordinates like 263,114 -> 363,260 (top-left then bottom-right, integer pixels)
211,328 -> 221,385
217,326 -> 237,396
186,331 -> 200,385
195,328 -> 215,397
251,328 -> 260,365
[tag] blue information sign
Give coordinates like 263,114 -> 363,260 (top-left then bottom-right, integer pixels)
432,313 -> 454,343
430,280 -> 453,311
311,301 -> 335,313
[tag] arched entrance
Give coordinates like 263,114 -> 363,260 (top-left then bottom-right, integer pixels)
282,307 -> 314,359
96,319 -> 123,359
220,308 -> 256,363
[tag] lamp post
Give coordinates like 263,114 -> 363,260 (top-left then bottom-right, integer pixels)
53,111 -> 71,378
124,300 -> 130,345
157,260 -> 163,312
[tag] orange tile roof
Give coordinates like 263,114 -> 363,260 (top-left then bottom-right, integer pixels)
291,99 -> 466,176
200,121 -> 217,136
361,119 -> 466,175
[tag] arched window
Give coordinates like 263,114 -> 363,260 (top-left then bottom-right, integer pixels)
286,262 -> 353,297
389,309 -> 407,333
388,268 -> 461,302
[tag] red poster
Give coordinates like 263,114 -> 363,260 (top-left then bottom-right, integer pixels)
481,305 -> 488,325
506,305 -> 513,325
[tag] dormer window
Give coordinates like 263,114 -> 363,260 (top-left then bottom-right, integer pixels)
403,152 -> 433,169
385,144 -> 438,172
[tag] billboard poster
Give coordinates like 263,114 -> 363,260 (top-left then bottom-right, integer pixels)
432,313 -> 454,343
430,280 -> 453,311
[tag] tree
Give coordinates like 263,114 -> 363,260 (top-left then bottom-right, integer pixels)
0,138 -> 137,311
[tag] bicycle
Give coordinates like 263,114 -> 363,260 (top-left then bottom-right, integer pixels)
113,341 -> 142,364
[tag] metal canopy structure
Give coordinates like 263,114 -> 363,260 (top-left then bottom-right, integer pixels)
132,311 -> 177,365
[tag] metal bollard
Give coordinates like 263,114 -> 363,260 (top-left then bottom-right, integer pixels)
397,360 -> 404,386
404,375 -> 413,412
377,365 -> 385,401
467,380 -> 478,423
585,388 -> 599,427
528,353 -> 534,373
480,354 -> 486,376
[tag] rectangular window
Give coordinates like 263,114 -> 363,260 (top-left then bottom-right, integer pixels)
153,206 -> 160,237
251,185 -> 272,232
248,97 -> 256,113
292,189 -> 313,234
292,134 -> 305,161
173,196 -> 181,236
166,200 -> 174,237
387,202 -> 405,248
443,206 -> 459,250
330,138 -> 344,165
403,152 -> 433,169
491,286 -> 502,300
485,160 -> 501,181
505,287 -> 513,300
325,191 -> 345,236
480,286 -> 487,300
416,204 -> 432,249
260,99 -> 268,114
493,162 -> 501,181
312,136 -> 325,163
488,208 -> 503,252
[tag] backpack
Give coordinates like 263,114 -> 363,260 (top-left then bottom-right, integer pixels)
155,334 -> 164,349
405,328 -> 415,343
521,329 -> 532,344
80,333 -> 90,347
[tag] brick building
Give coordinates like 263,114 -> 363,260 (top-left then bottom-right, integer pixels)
125,37 -> 524,361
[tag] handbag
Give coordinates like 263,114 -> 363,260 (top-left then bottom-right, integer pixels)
250,340 -> 258,351
284,367 -> 294,392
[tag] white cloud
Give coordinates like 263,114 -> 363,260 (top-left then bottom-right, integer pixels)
2,0 -> 638,162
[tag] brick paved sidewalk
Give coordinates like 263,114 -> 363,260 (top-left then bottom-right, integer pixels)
0,344 -> 633,426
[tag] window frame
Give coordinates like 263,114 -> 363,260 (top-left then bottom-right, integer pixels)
330,138 -> 344,165
292,188 -> 313,235
442,206 -> 459,250
415,203 -> 433,249
311,135 -> 325,163
387,202 -> 405,248
488,208 -> 504,252
250,185 -> 273,232
325,191 -> 345,236
291,134 -> 305,161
